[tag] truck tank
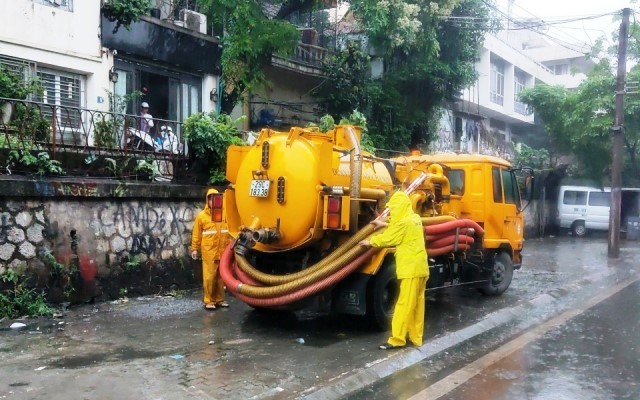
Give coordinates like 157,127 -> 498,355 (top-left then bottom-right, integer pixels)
225,125 -> 394,253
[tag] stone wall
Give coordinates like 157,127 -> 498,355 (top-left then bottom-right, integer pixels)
0,176 -> 211,303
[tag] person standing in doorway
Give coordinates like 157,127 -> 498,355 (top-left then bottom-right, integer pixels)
139,102 -> 154,134
360,191 -> 429,349
191,188 -> 231,310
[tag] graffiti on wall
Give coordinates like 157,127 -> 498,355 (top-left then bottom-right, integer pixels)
53,182 -> 99,197
95,202 -> 197,257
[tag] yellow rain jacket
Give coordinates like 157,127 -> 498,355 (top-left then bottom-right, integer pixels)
369,190 -> 429,347
370,191 -> 428,279
191,188 -> 230,305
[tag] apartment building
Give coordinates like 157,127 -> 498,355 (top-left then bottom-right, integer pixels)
434,28 -> 594,158
0,0 -> 220,145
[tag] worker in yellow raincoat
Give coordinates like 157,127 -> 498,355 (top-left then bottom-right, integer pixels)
360,191 -> 429,349
191,188 -> 231,310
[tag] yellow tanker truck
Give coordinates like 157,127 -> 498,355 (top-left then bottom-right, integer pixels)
217,125 -> 533,328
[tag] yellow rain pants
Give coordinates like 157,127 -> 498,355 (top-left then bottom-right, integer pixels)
369,191 -> 429,347
388,277 -> 427,347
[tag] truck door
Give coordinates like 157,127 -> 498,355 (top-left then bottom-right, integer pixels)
501,168 -> 523,241
489,167 -> 522,241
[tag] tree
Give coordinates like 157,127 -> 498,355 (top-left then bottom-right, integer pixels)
519,58 -> 640,185
197,0 -> 300,113
315,0 -> 496,150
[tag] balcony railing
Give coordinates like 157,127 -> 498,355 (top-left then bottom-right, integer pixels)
293,43 -> 328,67
0,98 -> 190,181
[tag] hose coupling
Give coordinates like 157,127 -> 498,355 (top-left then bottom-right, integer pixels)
234,230 -> 256,257
252,228 -> 281,244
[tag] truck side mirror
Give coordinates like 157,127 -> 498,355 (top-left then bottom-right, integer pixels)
524,175 -> 535,202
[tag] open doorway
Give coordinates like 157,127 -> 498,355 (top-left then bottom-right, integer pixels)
139,71 -> 170,121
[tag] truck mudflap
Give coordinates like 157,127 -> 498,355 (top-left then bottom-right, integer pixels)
331,272 -> 371,316
513,249 -> 522,270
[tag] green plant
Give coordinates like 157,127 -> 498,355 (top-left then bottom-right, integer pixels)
43,251 -> 67,275
12,104 -> 50,142
8,150 -> 64,176
0,269 -> 55,319
339,110 -> 376,154
198,0 -> 299,113
339,110 -> 368,130
113,182 -> 127,197
183,112 -> 246,184
94,117 -> 118,148
0,134 -> 33,150
318,115 -> 335,133
119,288 -> 128,298
133,158 -> 159,180
123,255 -> 142,273
102,0 -> 151,33
104,156 -> 133,177
0,65 -> 43,100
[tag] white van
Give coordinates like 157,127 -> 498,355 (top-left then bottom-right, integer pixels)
557,185 -> 640,236
557,186 -> 610,236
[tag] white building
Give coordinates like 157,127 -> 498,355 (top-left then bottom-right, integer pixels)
0,0 -> 220,145
434,27 -> 594,158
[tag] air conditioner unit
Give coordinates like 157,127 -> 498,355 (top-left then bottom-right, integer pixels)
180,9 -> 207,34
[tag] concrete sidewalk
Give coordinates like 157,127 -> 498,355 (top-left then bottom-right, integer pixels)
1,237 -> 639,400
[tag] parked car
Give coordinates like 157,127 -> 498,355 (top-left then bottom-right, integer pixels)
557,185 -> 640,237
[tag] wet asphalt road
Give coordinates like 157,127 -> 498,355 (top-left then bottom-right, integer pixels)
351,276 -> 640,400
0,236 -> 638,400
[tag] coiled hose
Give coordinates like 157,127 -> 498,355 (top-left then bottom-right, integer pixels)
219,217 -> 485,307
220,242 -> 377,307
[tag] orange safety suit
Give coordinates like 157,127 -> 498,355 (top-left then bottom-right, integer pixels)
191,188 -> 231,306
370,191 -> 429,347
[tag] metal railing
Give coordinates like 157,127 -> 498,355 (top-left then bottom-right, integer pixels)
0,98 -> 189,181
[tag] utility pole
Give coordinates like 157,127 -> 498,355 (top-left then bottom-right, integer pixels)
608,7 -> 630,258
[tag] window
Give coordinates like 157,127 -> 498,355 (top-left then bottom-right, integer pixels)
502,169 -> 520,209
493,167 -> 503,203
181,83 -> 200,121
563,191 -> 587,206
588,192 -> 610,207
514,69 -> 528,115
33,0 -> 73,12
553,64 -> 569,75
490,58 -> 505,106
36,68 -> 85,130
449,169 -> 465,195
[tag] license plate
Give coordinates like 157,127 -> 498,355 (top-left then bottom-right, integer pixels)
249,179 -> 270,197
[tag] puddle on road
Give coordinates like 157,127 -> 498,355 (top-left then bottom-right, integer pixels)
46,346 -> 166,369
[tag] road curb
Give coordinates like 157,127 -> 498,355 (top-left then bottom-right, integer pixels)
300,268 -> 618,400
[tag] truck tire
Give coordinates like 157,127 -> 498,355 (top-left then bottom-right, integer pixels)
480,252 -> 513,296
367,261 -> 398,331
572,221 -> 587,237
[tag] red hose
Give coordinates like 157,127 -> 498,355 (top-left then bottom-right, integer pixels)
220,243 -> 377,307
424,219 -> 484,235
428,234 -> 475,249
428,243 -> 471,257
425,228 -> 473,242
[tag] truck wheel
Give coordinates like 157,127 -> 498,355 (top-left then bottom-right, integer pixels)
480,252 -> 513,296
367,262 -> 398,331
572,221 -> 587,237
